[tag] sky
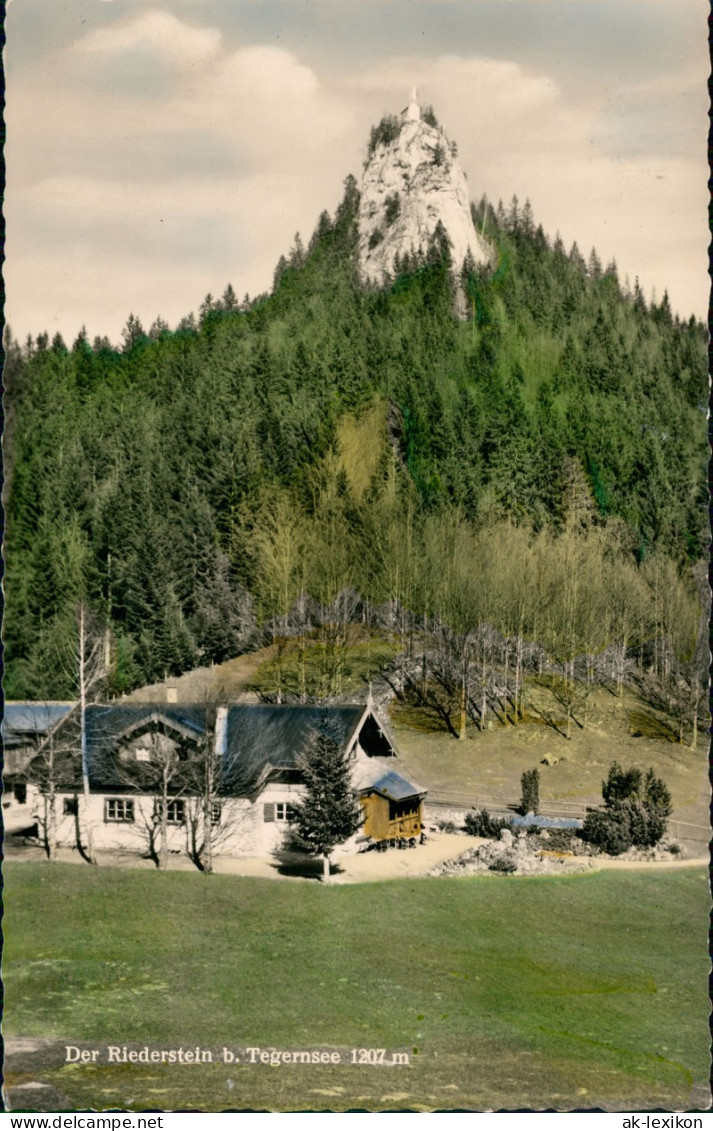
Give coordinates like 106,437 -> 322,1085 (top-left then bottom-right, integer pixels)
4,0 -> 709,345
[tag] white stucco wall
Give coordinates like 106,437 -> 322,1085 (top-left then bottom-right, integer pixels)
249,782 -> 306,856
44,787 -> 309,859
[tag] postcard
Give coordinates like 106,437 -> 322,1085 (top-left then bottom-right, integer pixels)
2,0 -> 710,1116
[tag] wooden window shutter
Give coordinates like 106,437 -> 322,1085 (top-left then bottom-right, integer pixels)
263,803 -> 275,823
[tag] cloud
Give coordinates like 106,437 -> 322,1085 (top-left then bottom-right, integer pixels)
171,44 -> 355,172
4,6 -> 708,343
588,71 -> 707,161
349,54 -> 560,113
6,9 -> 359,339
78,10 -> 222,69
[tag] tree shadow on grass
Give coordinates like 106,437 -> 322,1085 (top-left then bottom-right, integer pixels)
270,849 -> 345,880
628,709 -> 679,744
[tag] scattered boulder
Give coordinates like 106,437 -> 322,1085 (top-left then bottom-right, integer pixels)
429,833 -> 595,878
610,837 -> 687,863
428,827 -> 685,877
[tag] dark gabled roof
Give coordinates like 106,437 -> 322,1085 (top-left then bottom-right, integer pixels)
361,768 -> 426,802
23,701 -> 400,797
222,705 -> 365,794
3,702 -> 75,743
3,702 -> 78,778
84,704 -> 206,791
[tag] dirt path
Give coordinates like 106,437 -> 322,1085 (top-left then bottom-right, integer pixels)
3,834 -> 475,882
172,832 -> 475,882
5,835 -> 706,883
589,856 -> 708,872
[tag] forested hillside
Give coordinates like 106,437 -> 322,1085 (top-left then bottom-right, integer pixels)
3,174 -> 707,721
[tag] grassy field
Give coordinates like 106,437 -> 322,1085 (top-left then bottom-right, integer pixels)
4,862 -> 709,1112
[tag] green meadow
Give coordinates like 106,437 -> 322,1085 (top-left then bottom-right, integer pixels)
3,863 -> 709,1112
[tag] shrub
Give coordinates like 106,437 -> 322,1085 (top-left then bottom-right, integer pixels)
367,115 -> 401,157
602,762 -> 642,806
541,828 -> 575,852
520,768 -> 540,815
643,767 -> 672,818
368,229 -> 384,251
489,854 -> 517,874
630,799 -> 667,847
463,808 -> 512,838
581,762 -> 672,854
384,193 -> 401,227
438,819 -> 456,834
582,807 -> 633,855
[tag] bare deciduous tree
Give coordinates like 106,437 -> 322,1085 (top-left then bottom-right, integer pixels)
22,703 -> 79,861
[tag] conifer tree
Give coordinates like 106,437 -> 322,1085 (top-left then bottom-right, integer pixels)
221,282 -> 238,311
121,313 -> 145,352
290,721 -> 363,882
520,768 -> 540,816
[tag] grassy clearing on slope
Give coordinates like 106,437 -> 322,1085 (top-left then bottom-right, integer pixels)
125,638 -> 708,841
391,681 -> 708,817
3,863 -> 708,1112
251,634 -> 399,701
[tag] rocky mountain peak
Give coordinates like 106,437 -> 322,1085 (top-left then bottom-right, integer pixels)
357,93 -> 493,293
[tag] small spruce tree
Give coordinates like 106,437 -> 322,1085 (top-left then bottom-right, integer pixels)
520,769 -> 540,815
290,721 -> 363,882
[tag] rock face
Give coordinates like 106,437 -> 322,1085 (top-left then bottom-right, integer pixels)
358,91 -> 493,291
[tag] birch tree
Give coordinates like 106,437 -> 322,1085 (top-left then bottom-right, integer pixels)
116,725 -> 189,870
251,492 -> 307,703
24,703 -> 80,861
62,603 -> 107,863
183,700 -> 252,872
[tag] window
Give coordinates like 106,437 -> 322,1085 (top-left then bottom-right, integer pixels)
264,802 -> 297,823
13,784 -> 27,805
105,798 -> 134,823
63,797 -> 78,817
161,800 -> 184,827
155,798 -> 185,825
275,803 -> 297,822
211,802 -> 222,826
388,799 -> 419,822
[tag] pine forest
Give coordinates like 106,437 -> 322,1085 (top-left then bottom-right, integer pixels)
4,179 -> 708,744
